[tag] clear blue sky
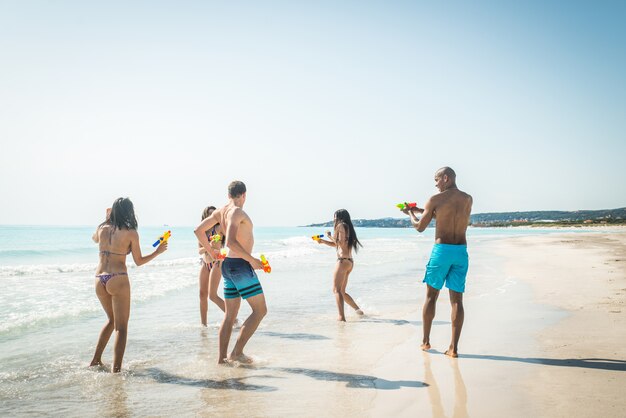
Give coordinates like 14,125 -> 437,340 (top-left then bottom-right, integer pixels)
1,1 -> 624,226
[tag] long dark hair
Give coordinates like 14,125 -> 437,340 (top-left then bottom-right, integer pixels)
334,209 -> 362,253
102,197 -> 138,230
201,206 -> 216,221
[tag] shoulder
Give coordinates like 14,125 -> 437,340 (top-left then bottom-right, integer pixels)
226,206 -> 246,222
335,222 -> 348,233
426,194 -> 441,207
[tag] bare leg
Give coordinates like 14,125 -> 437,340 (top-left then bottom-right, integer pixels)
445,290 -> 464,357
229,293 -> 267,362
90,280 -> 114,367
422,284 -> 440,350
333,261 -> 350,321
199,264 -> 210,326
218,297 -> 241,364
108,276 -> 131,373
340,262 -> 362,314
208,263 -> 226,313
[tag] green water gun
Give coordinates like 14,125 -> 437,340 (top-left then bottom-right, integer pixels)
396,202 -> 417,210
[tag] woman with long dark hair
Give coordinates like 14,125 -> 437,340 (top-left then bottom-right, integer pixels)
317,209 -> 364,321
198,205 -> 226,326
90,197 -> 167,372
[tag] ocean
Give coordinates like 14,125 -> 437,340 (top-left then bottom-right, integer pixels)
0,225 -> 596,417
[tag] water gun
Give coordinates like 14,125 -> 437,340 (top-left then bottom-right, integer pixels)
260,254 -> 271,273
210,234 -> 222,243
396,202 -> 417,210
216,248 -> 228,260
311,234 -> 325,241
152,230 -> 171,247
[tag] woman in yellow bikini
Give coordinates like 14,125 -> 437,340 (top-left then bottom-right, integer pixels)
90,198 -> 167,372
198,206 -> 226,326
317,209 -> 364,321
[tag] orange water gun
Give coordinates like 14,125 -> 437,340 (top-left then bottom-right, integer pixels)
152,230 -> 171,247
260,254 -> 271,273
216,248 -> 228,260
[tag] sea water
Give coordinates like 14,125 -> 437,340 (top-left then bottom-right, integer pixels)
0,225 -> 597,417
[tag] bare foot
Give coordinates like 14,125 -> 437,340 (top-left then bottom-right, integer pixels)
444,349 -> 458,358
337,316 -> 346,322
228,353 -> 254,364
355,309 -> 364,316
420,343 -> 431,351
89,360 -> 103,367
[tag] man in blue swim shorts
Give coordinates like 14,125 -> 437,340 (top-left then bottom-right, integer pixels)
402,167 -> 473,357
195,181 -> 267,364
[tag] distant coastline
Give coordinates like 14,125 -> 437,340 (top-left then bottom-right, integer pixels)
303,207 -> 626,228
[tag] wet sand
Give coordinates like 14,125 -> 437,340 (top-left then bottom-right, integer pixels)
371,229 -> 626,417
3,229 -> 625,417
501,231 -> 626,418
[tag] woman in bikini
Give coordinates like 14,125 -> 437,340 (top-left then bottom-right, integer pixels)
317,209 -> 364,321
198,205 -> 226,326
90,198 -> 167,372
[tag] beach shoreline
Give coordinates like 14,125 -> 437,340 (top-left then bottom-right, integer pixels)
369,230 -> 626,417
501,232 -> 626,418
2,227 -> 625,417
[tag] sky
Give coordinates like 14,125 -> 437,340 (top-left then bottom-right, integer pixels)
1,1 -> 625,227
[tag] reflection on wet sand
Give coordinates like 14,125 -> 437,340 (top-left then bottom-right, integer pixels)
104,378 -> 130,418
423,352 -> 469,418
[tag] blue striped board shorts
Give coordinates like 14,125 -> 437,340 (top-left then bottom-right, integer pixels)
423,244 -> 469,293
221,257 -> 264,300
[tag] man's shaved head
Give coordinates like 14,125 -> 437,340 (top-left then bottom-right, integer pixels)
436,167 -> 456,181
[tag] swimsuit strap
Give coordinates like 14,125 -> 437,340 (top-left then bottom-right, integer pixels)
100,250 -> 127,256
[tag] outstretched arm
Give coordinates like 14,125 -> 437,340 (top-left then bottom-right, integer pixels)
317,238 -> 336,247
130,231 -> 167,266
406,198 -> 435,233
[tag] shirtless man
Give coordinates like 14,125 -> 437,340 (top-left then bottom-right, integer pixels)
402,167 -> 473,357
194,181 -> 267,364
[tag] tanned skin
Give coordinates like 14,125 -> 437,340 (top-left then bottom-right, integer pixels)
402,167 -> 472,357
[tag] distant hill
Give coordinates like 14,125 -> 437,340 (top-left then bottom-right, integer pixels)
303,207 -> 626,228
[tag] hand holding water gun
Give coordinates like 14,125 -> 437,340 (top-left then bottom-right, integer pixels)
396,202 -> 417,211
153,230 -> 172,247
260,254 -> 271,273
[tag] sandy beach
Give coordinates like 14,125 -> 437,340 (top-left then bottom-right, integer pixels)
2,227 -> 625,417
501,230 -> 626,418
371,228 -> 626,417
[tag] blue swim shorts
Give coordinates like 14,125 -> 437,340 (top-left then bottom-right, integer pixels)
423,244 -> 469,293
221,257 -> 264,300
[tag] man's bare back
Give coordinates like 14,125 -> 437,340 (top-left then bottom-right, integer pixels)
403,169 -> 473,243
193,181 -> 267,365
403,167 -> 472,358
430,189 -> 473,245
219,203 -> 255,259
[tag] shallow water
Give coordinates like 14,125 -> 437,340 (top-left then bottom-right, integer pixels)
0,226 -> 592,416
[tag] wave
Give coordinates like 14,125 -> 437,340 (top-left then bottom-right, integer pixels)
0,257 -> 199,277
0,264 -> 200,335
0,247 -> 94,259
